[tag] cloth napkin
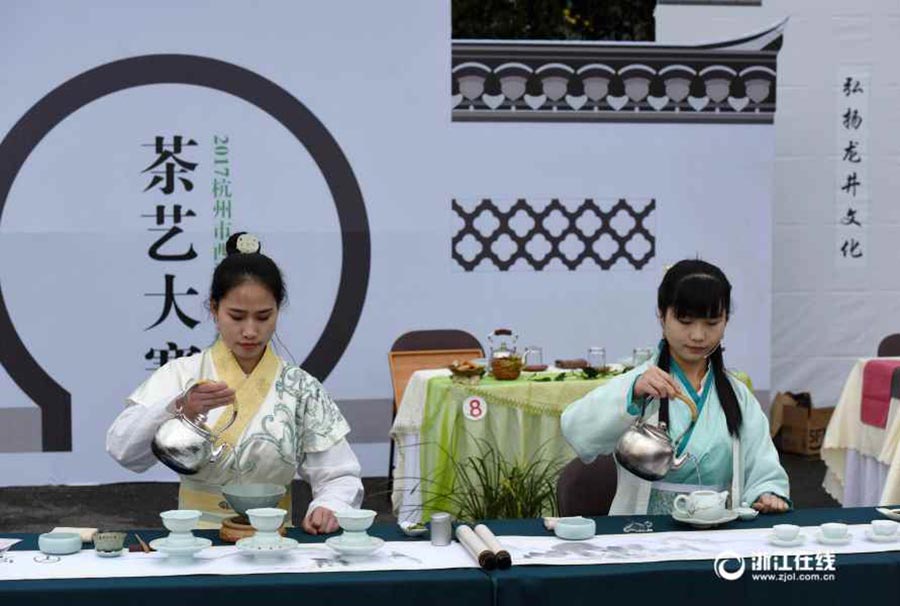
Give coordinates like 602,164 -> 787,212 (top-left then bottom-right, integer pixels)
861,360 -> 900,428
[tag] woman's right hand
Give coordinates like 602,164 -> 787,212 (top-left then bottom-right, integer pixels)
633,365 -> 683,400
178,381 -> 235,421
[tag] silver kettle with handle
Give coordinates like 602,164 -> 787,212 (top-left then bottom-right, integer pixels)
614,394 -> 698,481
151,383 -> 238,475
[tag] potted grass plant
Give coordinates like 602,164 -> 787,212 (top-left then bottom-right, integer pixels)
417,437 -> 565,523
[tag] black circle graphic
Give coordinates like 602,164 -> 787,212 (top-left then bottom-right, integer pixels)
0,55 -> 371,451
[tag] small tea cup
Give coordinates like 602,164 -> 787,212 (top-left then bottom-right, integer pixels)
93,531 -> 127,554
160,509 -> 201,533
334,509 -> 377,533
871,520 -> 899,537
246,507 -> 287,534
820,522 -> 848,540
773,524 -> 800,541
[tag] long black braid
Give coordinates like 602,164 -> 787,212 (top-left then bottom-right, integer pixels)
709,343 -> 742,435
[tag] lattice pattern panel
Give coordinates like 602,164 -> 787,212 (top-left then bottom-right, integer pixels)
452,198 -> 656,271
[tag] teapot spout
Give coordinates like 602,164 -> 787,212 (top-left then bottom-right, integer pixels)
210,442 -> 231,462
671,451 -> 691,469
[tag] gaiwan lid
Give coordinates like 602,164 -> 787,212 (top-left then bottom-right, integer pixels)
554,516 -> 596,540
38,532 -> 82,555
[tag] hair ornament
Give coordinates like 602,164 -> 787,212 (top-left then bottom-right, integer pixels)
235,233 -> 261,254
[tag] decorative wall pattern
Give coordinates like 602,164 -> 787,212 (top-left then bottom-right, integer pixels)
451,20 -> 783,123
452,198 -> 656,271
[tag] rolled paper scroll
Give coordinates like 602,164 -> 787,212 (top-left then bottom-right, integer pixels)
455,525 -> 496,570
474,524 -> 512,569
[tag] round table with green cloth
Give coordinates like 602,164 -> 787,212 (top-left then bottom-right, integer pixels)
391,368 -> 753,523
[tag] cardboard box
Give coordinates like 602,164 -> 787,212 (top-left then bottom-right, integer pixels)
769,392 -> 834,457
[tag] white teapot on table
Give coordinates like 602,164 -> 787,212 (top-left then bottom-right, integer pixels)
673,490 -> 729,521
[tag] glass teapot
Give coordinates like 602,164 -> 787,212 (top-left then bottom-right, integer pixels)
487,328 -> 518,362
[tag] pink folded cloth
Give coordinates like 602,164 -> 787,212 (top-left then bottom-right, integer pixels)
861,359 -> 900,428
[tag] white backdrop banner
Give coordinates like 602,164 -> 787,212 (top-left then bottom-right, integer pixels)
0,1 -> 781,485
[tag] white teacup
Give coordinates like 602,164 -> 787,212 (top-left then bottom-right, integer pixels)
673,490 -> 728,521
160,509 -> 201,544
160,509 -> 202,533
773,524 -> 800,541
246,507 -> 286,533
871,520 -> 899,537
820,522 -> 848,540
335,509 -> 376,533
335,509 -> 376,544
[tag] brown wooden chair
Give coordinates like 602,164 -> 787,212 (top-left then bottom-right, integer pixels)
556,455 -> 618,517
387,329 -> 484,478
878,334 -> 900,357
388,330 -> 484,414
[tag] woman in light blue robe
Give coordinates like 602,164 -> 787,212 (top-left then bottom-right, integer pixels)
561,259 -> 790,515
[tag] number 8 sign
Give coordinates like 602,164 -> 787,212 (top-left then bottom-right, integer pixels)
462,396 -> 487,421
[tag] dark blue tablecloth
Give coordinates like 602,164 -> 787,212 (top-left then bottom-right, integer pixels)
485,506 -> 900,606
3,507 -> 899,606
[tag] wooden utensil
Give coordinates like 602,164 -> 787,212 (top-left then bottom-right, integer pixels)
671,391 -> 699,422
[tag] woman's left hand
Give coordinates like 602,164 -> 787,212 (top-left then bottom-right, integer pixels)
752,493 -> 789,513
302,506 -> 339,535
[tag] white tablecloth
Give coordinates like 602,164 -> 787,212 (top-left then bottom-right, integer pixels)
4,524 -> 900,581
0,539 -> 477,581
390,369 -> 453,523
822,358 -> 900,506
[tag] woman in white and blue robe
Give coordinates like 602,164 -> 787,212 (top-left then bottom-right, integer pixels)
561,259 -> 790,516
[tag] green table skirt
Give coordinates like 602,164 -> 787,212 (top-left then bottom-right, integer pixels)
418,374 -> 607,518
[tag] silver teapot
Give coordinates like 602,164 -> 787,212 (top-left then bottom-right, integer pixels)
151,395 -> 237,475
614,397 -> 696,481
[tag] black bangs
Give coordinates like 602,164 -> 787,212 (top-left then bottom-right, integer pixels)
669,274 -> 729,319
657,259 -> 732,320
656,258 -> 741,434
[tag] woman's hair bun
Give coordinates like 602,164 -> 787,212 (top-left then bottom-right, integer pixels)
225,232 -> 262,256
